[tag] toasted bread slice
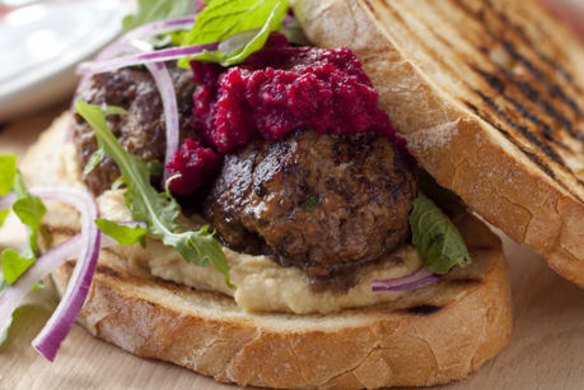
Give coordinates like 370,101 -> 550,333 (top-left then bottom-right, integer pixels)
292,0 -> 584,286
24,114 -> 512,389
48,213 -> 510,389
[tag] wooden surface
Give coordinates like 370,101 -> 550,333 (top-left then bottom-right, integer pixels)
1,106 -> 584,390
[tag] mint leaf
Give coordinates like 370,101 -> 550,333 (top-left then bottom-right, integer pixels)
179,0 -> 288,67
1,249 -> 35,285
410,194 -> 471,275
95,218 -> 148,246
0,154 -> 17,196
75,100 -> 231,286
122,0 -> 192,32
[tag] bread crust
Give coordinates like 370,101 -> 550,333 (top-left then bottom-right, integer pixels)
292,0 -> 584,286
24,115 -> 512,389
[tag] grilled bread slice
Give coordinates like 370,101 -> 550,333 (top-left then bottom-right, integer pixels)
292,0 -> 584,286
24,113 -> 512,389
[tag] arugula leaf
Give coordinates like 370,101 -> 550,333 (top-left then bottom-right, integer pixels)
0,174 -> 47,286
179,0 -> 288,67
1,249 -> 35,285
0,209 -> 9,229
122,0 -> 192,32
410,194 -> 471,275
75,100 -> 231,286
84,148 -> 106,176
13,175 -> 46,256
0,155 -> 47,287
84,108 -> 128,176
0,154 -> 17,196
0,273 -> 7,293
95,219 -> 148,246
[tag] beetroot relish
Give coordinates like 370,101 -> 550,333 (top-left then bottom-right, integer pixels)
168,34 -> 407,195
165,139 -> 222,195
191,34 -> 399,154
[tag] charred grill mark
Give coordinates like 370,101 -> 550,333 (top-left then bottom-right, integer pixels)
473,90 -> 565,166
403,305 -> 442,315
465,100 -> 571,188
549,84 -> 584,118
472,66 -> 570,149
487,0 -> 580,89
451,0 -> 584,130
448,278 -> 482,286
361,0 -> 374,14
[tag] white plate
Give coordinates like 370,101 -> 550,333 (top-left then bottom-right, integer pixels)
0,0 -> 128,121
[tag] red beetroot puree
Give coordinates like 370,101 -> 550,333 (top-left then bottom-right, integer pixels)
167,34 -> 402,195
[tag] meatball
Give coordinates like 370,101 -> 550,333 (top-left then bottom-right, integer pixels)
204,131 -> 417,277
73,66 -> 196,195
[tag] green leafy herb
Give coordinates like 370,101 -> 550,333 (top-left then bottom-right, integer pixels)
84,148 -> 106,176
0,209 -> 9,229
0,273 -> 7,293
122,0 -> 192,32
75,100 -> 231,286
0,155 -> 47,286
0,154 -> 17,196
0,249 -> 35,285
410,194 -> 471,275
12,175 -> 46,256
95,219 -> 148,247
179,0 -> 288,67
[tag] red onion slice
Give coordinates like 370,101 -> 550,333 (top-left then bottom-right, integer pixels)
77,43 -> 218,76
99,41 -> 181,182
125,16 -> 195,41
97,16 -> 196,60
0,236 -> 83,340
372,268 -> 440,292
144,62 -> 180,180
28,188 -> 100,361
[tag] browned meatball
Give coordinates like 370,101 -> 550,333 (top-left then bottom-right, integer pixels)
204,131 -> 417,277
73,66 -> 196,195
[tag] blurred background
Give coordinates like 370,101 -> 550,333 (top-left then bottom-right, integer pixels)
0,0 -> 129,122
0,0 -> 583,124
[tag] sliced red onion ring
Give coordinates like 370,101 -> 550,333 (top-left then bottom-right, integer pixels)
28,188 -> 100,361
77,43 -> 218,76
0,193 -> 16,211
0,189 -> 101,360
0,236 -> 83,341
125,16 -> 195,41
97,16 -> 196,60
372,268 -> 440,292
145,62 -> 180,180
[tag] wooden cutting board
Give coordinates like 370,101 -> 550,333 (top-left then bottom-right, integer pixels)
1,103 -> 584,390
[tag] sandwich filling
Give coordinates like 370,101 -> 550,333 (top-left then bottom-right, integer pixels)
70,34 -> 424,314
